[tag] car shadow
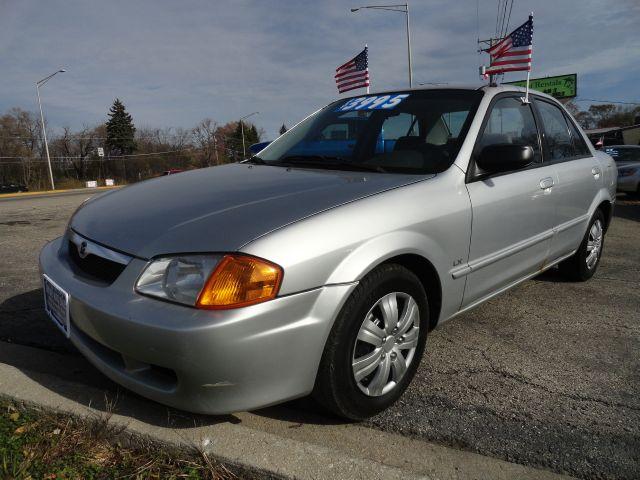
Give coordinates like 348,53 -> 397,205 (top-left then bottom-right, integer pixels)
0,289 -> 343,429
614,194 -> 640,222
532,266 -> 573,283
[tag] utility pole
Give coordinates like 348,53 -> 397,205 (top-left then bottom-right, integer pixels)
351,4 -> 413,88
240,121 -> 245,159
239,111 -> 259,159
477,37 -> 501,86
36,69 -> 66,190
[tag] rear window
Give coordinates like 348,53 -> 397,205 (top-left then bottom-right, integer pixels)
566,116 -> 591,156
536,100 -> 574,161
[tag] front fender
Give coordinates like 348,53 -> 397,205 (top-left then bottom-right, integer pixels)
325,230 -> 445,283
324,229 -> 466,324
241,169 -> 472,324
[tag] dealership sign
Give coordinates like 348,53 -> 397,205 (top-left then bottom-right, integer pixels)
505,74 -> 577,99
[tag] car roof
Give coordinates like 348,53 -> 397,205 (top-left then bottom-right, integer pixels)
343,84 -> 558,103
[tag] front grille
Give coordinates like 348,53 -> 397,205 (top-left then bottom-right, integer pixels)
68,240 -> 126,284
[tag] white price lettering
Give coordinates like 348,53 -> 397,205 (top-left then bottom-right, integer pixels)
380,94 -> 410,109
354,97 -> 378,109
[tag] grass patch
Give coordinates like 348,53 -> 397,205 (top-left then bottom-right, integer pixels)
0,401 -> 242,479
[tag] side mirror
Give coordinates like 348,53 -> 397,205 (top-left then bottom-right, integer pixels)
476,144 -> 534,174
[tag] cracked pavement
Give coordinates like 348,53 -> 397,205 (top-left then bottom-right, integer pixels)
1,191 -> 639,479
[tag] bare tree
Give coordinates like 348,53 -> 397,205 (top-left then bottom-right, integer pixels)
192,118 -> 219,167
51,126 -> 96,180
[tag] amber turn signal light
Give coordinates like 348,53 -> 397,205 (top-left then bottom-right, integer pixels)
196,255 -> 283,309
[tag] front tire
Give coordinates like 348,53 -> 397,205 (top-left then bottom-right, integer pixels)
313,263 -> 429,420
558,209 -> 605,281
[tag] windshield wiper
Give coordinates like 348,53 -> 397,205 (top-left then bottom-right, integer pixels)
242,156 -> 267,165
275,155 -> 387,173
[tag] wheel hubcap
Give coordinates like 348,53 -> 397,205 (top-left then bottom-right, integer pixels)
352,292 -> 420,397
586,219 -> 603,270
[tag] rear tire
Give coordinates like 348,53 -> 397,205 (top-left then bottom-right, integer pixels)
313,263 -> 428,420
558,209 -> 605,281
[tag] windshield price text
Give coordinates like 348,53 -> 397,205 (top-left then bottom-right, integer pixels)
336,94 -> 410,112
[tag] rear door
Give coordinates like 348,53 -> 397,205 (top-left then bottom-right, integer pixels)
461,95 -> 556,308
534,98 -> 601,261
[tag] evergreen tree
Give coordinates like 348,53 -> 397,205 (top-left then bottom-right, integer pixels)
105,99 -> 136,155
231,121 -> 260,157
279,123 -> 287,135
249,124 -> 259,144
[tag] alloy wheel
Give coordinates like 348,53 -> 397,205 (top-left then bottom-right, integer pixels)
352,292 -> 420,397
586,219 -> 603,270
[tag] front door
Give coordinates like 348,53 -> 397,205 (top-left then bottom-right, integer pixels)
461,96 -> 556,308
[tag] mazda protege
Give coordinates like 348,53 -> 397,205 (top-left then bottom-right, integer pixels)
40,86 -> 616,419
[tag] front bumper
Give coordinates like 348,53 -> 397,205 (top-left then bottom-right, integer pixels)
39,237 -> 356,414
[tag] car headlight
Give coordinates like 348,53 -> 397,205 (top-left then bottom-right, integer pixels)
135,254 -> 283,309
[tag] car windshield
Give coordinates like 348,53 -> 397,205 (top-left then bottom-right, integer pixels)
253,90 -> 483,174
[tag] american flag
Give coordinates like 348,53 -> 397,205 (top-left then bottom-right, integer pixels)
486,16 -> 533,75
335,46 -> 370,94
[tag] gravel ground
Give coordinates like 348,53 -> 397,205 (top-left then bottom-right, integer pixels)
1,191 -> 638,479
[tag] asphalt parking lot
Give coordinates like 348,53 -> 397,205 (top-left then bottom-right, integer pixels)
1,191 -> 638,480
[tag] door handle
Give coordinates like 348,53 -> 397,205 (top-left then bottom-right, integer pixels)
592,166 -> 602,178
539,177 -> 554,190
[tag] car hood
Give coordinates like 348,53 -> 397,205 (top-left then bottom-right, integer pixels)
71,163 -> 432,258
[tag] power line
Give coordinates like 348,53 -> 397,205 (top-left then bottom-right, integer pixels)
504,0 -> 514,37
499,0 -> 508,38
0,143 -> 246,161
0,132 -> 243,142
574,98 -> 640,106
0,148 -> 248,166
0,149 -> 192,160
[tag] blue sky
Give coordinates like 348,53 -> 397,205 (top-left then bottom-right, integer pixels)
1,0 -> 638,139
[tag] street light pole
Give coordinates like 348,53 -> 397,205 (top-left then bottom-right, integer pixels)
350,3 -> 412,88
36,69 -> 65,190
405,4 -> 412,88
239,111 -> 259,159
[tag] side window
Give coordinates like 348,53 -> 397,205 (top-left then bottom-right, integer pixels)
441,111 -> 469,138
380,113 -> 419,153
536,100 -> 574,161
479,97 -> 541,164
320,123 -> 349,140
316,111 -> 371,141
381,113 -> 419,141
566,117 -> 591,156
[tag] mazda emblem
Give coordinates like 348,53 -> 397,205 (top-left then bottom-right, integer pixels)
78,241 -> 88,259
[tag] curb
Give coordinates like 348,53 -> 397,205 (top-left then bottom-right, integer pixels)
0,186 -> 120,199
0,342 -> 576,480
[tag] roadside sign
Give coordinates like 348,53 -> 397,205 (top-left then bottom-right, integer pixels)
105,179 -> 114,186
97,147 -> 104,157
86,180 -> 98,188
505,74 -> 577,99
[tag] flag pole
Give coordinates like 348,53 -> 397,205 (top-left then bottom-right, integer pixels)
365,44 -> 370,94
524,12 -> 533,103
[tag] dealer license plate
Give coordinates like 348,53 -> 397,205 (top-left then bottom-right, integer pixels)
43,274 -> 70,337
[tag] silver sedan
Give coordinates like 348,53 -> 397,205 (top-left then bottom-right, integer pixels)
40,86 -> 616,419
604,145 -> 640,196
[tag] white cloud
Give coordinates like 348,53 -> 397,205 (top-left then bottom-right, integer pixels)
0,0 -> 638,139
